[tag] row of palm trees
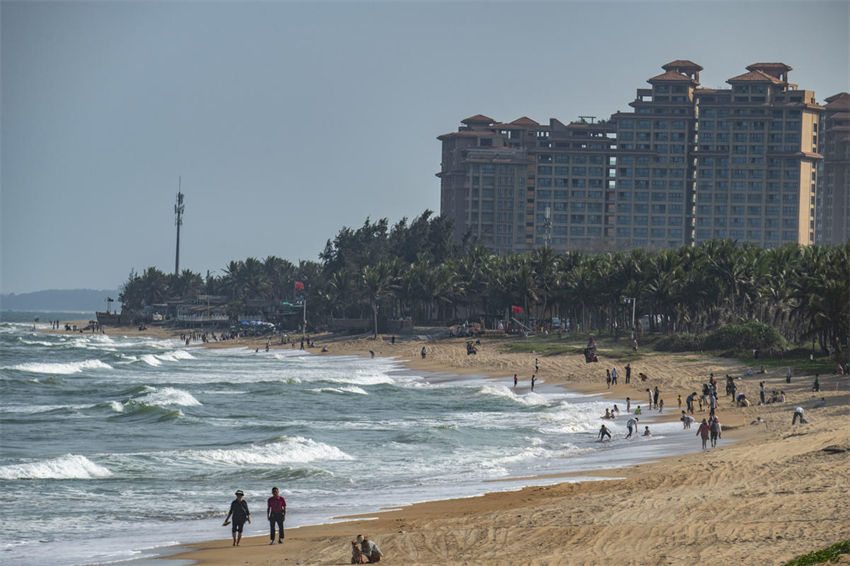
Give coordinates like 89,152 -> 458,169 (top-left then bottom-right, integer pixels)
119,225 -> 848,354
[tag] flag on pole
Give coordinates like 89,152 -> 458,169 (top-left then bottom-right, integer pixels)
294,281 -> 305,291
511,305 -> 523,314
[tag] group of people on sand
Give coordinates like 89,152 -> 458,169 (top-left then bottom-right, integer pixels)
222,487 -> 287,547
350,534 -> 384,563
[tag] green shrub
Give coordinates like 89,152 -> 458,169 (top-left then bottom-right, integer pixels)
782,539 -> 850,565
655,333 -> 703,352
703,321 -> 785,350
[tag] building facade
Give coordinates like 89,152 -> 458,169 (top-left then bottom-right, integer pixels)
438,61 -> 835,254
816,92 -> 850,245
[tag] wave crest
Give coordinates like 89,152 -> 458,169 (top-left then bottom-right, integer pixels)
0,454 -> 112,480
5,359 -> 112,374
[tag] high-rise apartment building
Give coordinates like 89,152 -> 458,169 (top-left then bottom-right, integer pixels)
438,61 -> 830,253
816,92 -> 850,245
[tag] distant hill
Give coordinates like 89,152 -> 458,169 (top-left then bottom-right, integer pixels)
0,289 -> 120,312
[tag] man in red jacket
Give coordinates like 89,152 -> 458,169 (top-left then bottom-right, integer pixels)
267,487 -> 287,544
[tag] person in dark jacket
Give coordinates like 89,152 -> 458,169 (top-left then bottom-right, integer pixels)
223,489 -> 251,546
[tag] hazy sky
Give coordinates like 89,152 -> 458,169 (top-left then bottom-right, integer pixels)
2,0 -> 848,294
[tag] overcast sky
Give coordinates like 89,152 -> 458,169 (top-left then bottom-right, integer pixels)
2,0 -> 848,294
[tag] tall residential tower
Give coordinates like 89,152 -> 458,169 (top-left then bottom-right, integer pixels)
438,61 -> 835,253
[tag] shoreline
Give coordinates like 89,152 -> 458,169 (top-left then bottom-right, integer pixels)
36,323 -> 850,565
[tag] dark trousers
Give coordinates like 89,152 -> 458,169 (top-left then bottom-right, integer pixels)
269,512 -> 284,540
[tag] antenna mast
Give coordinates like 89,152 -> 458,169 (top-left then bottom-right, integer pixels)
174,178 -> 185,276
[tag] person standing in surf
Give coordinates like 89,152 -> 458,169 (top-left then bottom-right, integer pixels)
223,490 -> 251,546
267,486 -> 287,544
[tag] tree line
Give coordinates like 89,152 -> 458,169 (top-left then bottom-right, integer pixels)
119,210 -> 849,354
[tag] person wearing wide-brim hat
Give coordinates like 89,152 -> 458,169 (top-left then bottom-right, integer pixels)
223,490 -> 251,546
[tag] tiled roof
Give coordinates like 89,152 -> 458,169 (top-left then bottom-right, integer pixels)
461,114 -> 494,124
510,116 -> 540,126
727,70 -> 782,84
437,130 -> 500,140
662,60 -> 703,71
746,62 -> 792,72
648,70 -> 696,83
824,92 -> 850,110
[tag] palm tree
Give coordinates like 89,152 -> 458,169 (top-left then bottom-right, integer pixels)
361,261 -> 397,338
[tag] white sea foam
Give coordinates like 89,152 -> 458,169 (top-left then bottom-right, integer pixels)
189,436 -> 352,466
109,400 -> 124,412
539,399 -> 613,434
6,359 -> 112,374
140,354 -> 162,366
137,387 -> 201,407
477,384 -> 550,406
0,454 -> 112,480
156,350 -> 194,362
309,385 -> 368,395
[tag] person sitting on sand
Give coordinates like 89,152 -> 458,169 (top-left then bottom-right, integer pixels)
598,424 -> 612,441
352,540 -> 366,563
360,535 -> 383,562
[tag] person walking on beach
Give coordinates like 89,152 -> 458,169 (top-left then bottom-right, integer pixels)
223,490 -> 251,546
696,419 -> 710,450
420,346 -> 427,359
759,381 -> 766,405
267,486 -> 286,545
531,374 -> 536,391
606,369 -> 611,389
611,367 -> 618,385
709,417 -> 722,448
786,367 -> 792,384
513,374 -> 518,388
653,386 -> 660,410
625,363 -> 631,384
535,358 -> 539,372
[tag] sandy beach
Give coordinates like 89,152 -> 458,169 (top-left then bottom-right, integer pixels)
47,324 -> 850,565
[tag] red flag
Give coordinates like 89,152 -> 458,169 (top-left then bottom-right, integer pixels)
511,305 -> 523,314
294,281 -> 305,291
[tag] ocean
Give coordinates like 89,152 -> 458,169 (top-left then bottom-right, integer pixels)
0,312 -> 705,566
